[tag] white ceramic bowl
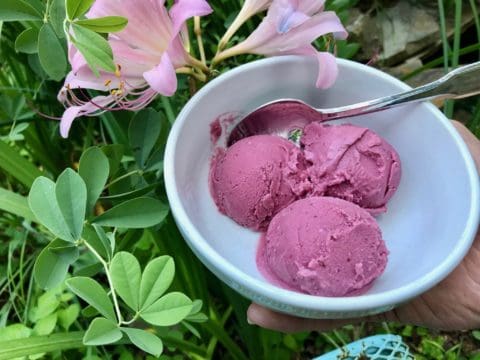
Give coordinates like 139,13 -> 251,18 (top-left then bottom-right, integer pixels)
164,56 -> 480,319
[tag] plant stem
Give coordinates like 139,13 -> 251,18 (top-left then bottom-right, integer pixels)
188,55 -> 210,73
211,46 -> 245,66
469,0 -> 480,58
445,0 -> 462,118
43,0 -> 51,23
194,17 -> 207,66
83,240 -> 123,325
438,0 -> 452,117
161,96 -> 176,124
104,170 -> 141,189
216,5 -> 251,54
401,43 -> 480,81
121,314 -> 138,325
176,67 -> 207,82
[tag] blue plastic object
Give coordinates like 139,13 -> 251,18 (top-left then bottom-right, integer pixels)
312,334 -> 414,360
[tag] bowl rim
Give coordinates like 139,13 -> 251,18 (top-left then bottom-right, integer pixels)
164,56 -> 480,312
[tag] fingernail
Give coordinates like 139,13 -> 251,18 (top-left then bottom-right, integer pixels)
247,316 -> 255,325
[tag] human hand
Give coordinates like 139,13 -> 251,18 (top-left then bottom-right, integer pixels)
247,121 -> 480,333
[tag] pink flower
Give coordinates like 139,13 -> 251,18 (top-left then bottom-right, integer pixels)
58,0 -> 212,138
214,0 -> 347,89
218,0 -> 272,49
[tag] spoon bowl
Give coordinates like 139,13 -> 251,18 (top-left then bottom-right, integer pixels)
227,61 -> 480,146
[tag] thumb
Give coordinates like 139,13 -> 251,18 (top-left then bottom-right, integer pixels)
246,303 -> 368,333
452,120 -> 480,171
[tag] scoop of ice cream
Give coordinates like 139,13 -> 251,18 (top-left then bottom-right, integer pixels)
209,135 -> 311,230
302,123 -> 401,214
257,197 -> 388,296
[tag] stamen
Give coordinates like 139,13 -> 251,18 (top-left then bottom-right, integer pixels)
115,64 -> 122,77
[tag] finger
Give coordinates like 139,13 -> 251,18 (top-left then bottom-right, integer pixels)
247,303 -> 363,333
452,120 -> 480,171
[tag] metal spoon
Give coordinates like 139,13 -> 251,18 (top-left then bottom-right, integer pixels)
227,61 -> 480,146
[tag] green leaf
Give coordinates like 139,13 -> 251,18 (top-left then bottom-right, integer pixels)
185,300 -> 207,322
144,149 -> 163,173
79,147 -> 109,213
81,305 -> 99,318
55,169 -> 87,241
92,197 -> 169,228
72,23 -> 115,76
121,328 -> 163,357
182,321 -> 201,338
58,304 -> 80,331
15,27 -> 39,54
110,252 -> 141,311
0,324 -> 32,341
29,289 -> 61,322
75,16 -> 128,33
0,331 -> 84,360
27,0 -> 45,13
73,263 -> 103,277
66,0 -> 94,20
49,0 -> 66,38
102,144 -> 124,177
0,139 -> 43,188
129,109 -> 162,169
34,239 -> 79,289
97,224 -> 115,254
184,312 -> 208,323
66,277 -> 116,322
29,177 -> 73,242
82,223 -> 110,260
0,188 -> 35,221
0,0 -> 42,21
473,330 -> 480,341
38,23 -> 67,81
139,256 -> 175,310
33,313 -> 57,336
189,299 -> 203,315
83,318 -> 121,346
100,182 -> 159,201
140,292 -> 192,327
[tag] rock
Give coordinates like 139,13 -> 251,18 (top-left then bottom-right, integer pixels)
385,57 -> 424,79
380,2 -> 439,65
347,0 -> 475,65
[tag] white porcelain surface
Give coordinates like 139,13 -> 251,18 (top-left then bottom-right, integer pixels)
164,56 -> 480,318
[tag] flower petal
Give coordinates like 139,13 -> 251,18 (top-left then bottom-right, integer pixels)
276,46 -> 339,89
60,96 -> 113,138
60,106 -> 83,138
278,4 -> 309,33
68,43 -> 87,73
314,51 -> 339,89
169,0 -> 213,37
235,10 -> 347,56
242,0 -> 272,16
89,0 -> 173,53
143,53 -> 177,96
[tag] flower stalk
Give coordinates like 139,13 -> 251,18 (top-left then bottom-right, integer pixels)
194,16 -> 207,66
83,240 -> 123,325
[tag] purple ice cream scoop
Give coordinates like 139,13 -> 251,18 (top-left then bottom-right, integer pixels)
209,135 -> 311,230
301,123 -> 401,214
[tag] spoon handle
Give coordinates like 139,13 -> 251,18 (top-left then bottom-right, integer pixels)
319,61 -> 480,120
